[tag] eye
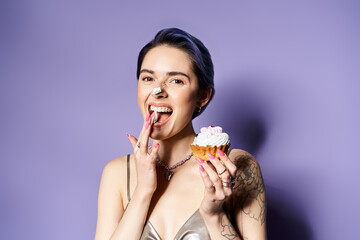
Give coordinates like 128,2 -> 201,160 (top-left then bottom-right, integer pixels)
142,77 -> 153,82
170,79 -> 184,85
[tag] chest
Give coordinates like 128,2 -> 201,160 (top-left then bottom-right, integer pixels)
148,167 -> 205,239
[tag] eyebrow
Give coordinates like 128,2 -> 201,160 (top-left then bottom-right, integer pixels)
140,69 -> 190,80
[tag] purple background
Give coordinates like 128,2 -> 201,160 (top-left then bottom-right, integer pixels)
1,1 -> 359,239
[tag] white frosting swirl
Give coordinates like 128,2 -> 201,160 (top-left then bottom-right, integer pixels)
192,126 -> 230,147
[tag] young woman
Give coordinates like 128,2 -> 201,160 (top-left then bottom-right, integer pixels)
95,28 -> 266,240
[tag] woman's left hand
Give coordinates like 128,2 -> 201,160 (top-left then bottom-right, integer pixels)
197,149 -> 237,217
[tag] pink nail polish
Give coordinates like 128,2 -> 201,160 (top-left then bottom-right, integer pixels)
126,133 -> 130,138
146,114 -> 150,121
199,165 -> 205,172
217,149 -> 225,157
154,142 -> 159,148
196,157 -> 204,164
150,112 -> 155,118
146,121 -> 149,129
207,152 -> 215,159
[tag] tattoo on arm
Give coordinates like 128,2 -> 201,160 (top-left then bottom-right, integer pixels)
233,154 -> 266,225
220,213 -> 241,240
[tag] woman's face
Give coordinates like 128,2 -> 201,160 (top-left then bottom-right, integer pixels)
137,45 -> 200,140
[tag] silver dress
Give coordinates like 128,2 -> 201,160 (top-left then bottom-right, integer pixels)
125,154 -> 211,240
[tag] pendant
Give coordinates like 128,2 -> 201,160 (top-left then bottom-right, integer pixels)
165,171 -> 174,181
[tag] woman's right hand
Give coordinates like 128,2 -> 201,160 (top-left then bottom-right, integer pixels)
127,113 -> 159,196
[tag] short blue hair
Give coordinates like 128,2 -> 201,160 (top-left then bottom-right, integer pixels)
136,28 -> 215,119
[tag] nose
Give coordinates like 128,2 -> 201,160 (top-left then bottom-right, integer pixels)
152,84 -> 168,98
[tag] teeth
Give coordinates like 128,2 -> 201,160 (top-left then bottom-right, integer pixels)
150,105 -> 173,113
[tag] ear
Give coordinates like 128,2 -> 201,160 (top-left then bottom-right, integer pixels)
196,87 -> 213,108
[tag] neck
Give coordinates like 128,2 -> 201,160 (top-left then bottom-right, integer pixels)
154,123 -> 196,166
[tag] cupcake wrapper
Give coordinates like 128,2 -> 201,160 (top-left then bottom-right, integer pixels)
190,144 -> 230,161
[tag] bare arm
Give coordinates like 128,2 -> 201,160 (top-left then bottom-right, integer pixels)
202,211 -> 241,240
95,159 -> 124,239
94,158 -> 155,240
95,113 -> 159,240
109,185 -> 154,239
197,149 -> 266,240
232,150 -> 266,240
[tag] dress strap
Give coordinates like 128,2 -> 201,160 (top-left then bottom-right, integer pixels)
126,154 -> 131,202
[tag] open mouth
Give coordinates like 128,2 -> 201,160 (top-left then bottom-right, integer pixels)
149,105 -> 173,125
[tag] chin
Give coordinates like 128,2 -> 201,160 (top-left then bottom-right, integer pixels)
150,128 -> 172,141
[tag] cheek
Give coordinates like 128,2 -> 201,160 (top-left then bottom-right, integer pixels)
137,85 -> 147,113
174,90 -> 198,111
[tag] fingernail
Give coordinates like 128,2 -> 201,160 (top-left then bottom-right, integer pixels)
196,157 -> 204,164
146,121 -> 149,129
207,152 -> 215,159
217,149 -> 225,157
154,142 -> 159,148
126,133 -> 130,138
146,114 -> 150,121
150,112 -> 156,118
199,165 -> 205,172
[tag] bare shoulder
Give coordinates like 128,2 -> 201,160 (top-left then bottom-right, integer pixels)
100,154 -> 133,203
228,149 -> 258,167
102,154 -> 130,175
228,149 -> 264,181
227,148 -> 264,194
95,155 -> 132,239
227,149 -> 266,224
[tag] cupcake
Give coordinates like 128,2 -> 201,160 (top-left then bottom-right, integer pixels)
190,126 -> 230,161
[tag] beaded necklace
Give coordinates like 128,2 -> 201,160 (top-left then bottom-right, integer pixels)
156,152 -> 193,181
